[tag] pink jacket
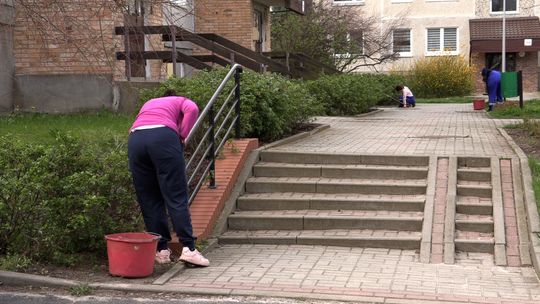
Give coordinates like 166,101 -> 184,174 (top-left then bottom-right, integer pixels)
130,96 -> 199,140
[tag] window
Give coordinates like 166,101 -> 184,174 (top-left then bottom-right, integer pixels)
491,0 -> 517,13
426,27 -> 457,55
393,29 -> 412,57
333,30 -> 363,58
332,0 -> 365,6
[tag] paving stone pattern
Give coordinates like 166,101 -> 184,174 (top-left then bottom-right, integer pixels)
168,104 -> 539,303
272,104 -> 517,156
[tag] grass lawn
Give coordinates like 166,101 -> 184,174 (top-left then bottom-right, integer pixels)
489,100 -> 540,119
416,96 -> 474,104
0,111 -> 133,144
529,157 -> 540,213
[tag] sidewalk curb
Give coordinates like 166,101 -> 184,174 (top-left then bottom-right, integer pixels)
498,127 -> 540,277
2,269 -> 474,303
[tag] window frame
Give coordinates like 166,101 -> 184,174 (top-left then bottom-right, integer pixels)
333,31 -> 364,58
425,27 -> 459,56
332,0 -> 365,6
490,0 -> 518,14
392,28 -> 412,58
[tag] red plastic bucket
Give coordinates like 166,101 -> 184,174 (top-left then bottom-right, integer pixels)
473,99 -> 485,110
105,232 -> 160,278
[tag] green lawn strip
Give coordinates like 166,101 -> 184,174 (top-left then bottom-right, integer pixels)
489,100 -> 540,119
416,96 -> 473,104
529,157 -> 540,214
0,111 -> 133,144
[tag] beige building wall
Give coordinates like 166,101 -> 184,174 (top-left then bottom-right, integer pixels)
328,0 -> 475,72
475,0 -> 537,17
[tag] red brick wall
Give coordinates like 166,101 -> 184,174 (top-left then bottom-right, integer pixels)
195,0 -> 267,51
13,0 -> 166,81
471,52 -> 538,93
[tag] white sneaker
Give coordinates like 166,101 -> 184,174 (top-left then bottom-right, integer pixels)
179,247 -> 209,267
155,249 -> 172,264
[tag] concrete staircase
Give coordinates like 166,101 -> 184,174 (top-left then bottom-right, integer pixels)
219,151 -> 429,250
454,157 -> 495,254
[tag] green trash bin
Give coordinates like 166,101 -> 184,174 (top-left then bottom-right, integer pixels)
501,72 -> 519,98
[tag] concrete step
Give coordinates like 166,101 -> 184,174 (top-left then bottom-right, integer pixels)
455,239 -> 494,253
259,151 -> 429,166
253,162 -> 428,179
219,229 -> 422,249
456,184 -> 492,198
237,193 -> 426,212
455,214 -> 494,233
457,167 -> 491,182
245,177 -> 427,195
228,210 -> 423,231
458,157 -> 491,168
456,196 -> 493,215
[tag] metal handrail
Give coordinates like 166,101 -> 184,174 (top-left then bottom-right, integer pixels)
185,64 -> 243,205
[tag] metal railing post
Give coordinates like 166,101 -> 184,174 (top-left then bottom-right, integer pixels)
234,67 -> 242,138
208,105 -> 217,189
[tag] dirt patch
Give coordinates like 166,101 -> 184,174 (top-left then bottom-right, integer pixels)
506,128 -> 540,159
15,255 -> 175,285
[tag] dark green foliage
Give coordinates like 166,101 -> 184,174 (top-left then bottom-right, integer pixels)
306,73 -> 406,115
0,133 -> 141,264
140,68 -> 322,142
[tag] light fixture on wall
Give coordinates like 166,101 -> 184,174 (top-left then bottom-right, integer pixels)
519,51 -> 526,57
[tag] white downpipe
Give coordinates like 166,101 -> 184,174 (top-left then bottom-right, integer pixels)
502,0 -> 506,72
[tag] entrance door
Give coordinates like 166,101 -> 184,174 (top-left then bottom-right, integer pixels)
253,9 -> 264,53
485,52 -> 516,72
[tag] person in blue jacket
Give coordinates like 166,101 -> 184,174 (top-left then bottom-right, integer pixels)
482,68 -> 503,111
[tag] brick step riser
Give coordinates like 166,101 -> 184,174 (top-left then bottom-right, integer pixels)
254,166 -> 428,180
218,236 -> 421,250
456,204 -> 493,215
455,222 -> 494,233
245,182 -> 426,195
457,186 -> 492,198
457,171 -> 491,182
228,216 -> 423,231
260,152 -> 429,167
237,198 -> 425,212
455,240 -> 494,253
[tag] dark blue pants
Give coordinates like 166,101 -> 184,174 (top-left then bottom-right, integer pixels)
399,96 -> 416,107
487,77 -> 503,105
128,127 -> 196,251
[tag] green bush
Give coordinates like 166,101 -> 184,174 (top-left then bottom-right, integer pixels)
140,68 -> 322,142
0,133 -> 141,263
409,55 -> 474,98
306,73 -> 405,115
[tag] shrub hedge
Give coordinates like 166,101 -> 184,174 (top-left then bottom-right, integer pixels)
141,68 -> 322,143
0,133 -> 141,264
409,55 -> 474,98
305,73 -> 406,115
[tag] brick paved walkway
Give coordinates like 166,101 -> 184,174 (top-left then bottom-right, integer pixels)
166,104 -> 539,303
272,104 -> 517,156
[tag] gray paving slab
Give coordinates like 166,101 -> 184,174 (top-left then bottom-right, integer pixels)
271,104 -> 519,157
167,244 -> 540,303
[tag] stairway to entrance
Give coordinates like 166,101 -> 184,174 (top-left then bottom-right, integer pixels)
217,151 -> 532,265
219,151 -> 429,250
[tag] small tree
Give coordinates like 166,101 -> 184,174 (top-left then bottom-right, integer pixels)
271,1 -> 404,72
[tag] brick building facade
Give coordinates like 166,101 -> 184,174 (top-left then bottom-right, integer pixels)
3,0 -> 302,113
194,0 -> 271,52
